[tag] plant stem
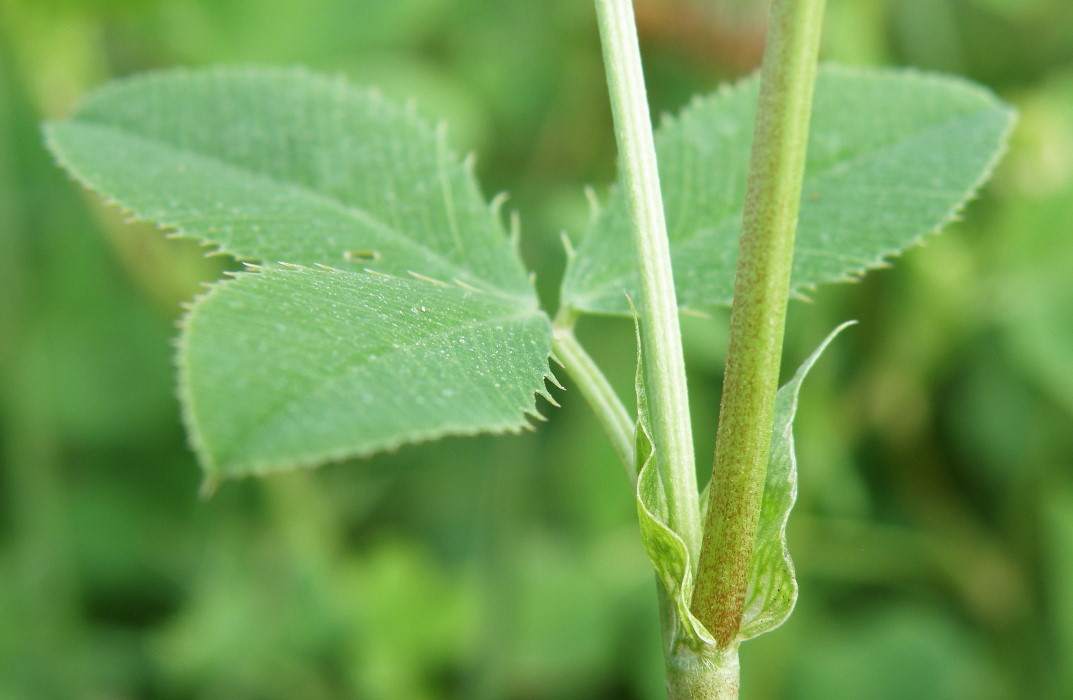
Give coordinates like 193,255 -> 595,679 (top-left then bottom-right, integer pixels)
691,0 -> 827,648
594,0 -> 702,562
657,588 -> 740,700
665,652 -> 740,699
552,319 -> 636,481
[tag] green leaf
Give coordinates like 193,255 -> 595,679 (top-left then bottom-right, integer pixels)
45,68 -> 555,478
636,441 -> 714,651
562,65 -> 1015,314
644,323 -> 850,649
631,308 -> 713,651
44,67 -> 532,300
738,322 -> 853,641
182,267 -> 553,480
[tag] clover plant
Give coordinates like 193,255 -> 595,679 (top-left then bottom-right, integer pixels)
44,0 -> 1013,696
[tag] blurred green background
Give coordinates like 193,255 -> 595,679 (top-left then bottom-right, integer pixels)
1,0 -> 1071,697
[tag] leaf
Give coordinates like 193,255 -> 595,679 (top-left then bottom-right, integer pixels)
634,313 -> 850,649
45,68 -> 554,478
44,67 -> 532,301
561,65 -> 1016,314
631,306 -> 714,651
737,322 -> 853,641
636,444 -> 715,652
182,267 -> 553,480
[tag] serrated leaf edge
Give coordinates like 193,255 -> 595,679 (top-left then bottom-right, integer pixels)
42,66 -> 534,304
565,63 -> 1017,314
736,320 -> 855,641
174,266 -> 557,483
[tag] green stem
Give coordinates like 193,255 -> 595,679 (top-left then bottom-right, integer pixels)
691,0 -> 827,648
665,652 -> 740,699
594,0 -> 701,562
656,588 -> 740,700
552,320 -> 636,481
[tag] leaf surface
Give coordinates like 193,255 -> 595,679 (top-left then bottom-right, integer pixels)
737,322 -> 851,641
632,311 -> 713,651
182,267 -> 553,480
562,65 -> 1015,314
45,67 -> 532,300
45,68 -> 554,477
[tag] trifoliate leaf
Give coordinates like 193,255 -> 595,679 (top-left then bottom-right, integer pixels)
562,65 -> 1015,314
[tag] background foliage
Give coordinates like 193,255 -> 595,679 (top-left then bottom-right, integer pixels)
1,0 -> 1071,697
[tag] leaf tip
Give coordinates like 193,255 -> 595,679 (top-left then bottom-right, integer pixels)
560,230 -> 576,259
489,191 -> 510,219
583,185 -> 602,222
538,388 -> 561,409
524,405 -> 549,424
199,473 -> 221,500
509,209 -> 522,250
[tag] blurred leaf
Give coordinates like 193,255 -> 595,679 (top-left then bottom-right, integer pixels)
739,322 -> 851,641
152,514 -> 348,700
790,602 -> 1004,700
561,65 -> 1015,314
1004,256 -> 1073,420
993,72 -> 1073,417
1042,481 -> 1073,696
151,0 -> 448,63
510,534 -> 645,695
341,538 -> 479,700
